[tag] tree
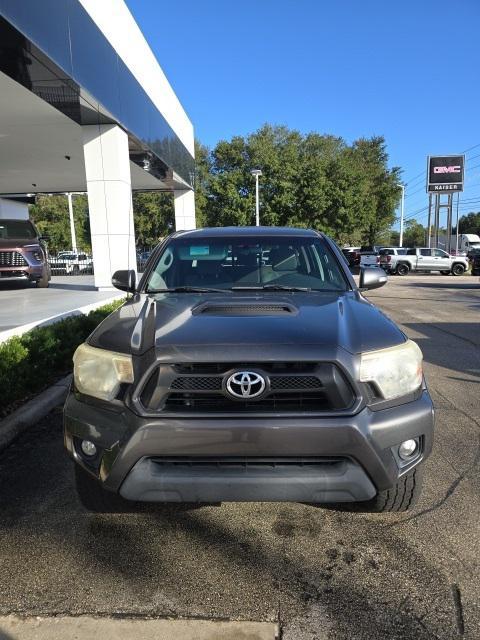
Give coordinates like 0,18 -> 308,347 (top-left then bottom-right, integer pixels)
29,194 -> 90,254
198,125 -> 401,245
132,192 -> 174,248
458,212 -> 480,235
403,220 -> 426,247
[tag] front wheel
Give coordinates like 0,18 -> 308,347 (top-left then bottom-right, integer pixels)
36,268 -> 50,288
352,465 -> 423,513
452,263 -> 466,276
396,263 -> 410,276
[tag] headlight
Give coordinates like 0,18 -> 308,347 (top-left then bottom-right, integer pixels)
360,340 -> 423,400
73,343 -> 134,401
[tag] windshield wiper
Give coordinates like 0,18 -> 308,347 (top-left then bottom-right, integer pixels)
147,286 -> 230,294
231,284 -> 311,292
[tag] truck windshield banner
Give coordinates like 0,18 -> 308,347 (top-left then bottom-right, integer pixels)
427,155 -> 465,192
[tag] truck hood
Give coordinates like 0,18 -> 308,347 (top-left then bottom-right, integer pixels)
89,291 -> 406,358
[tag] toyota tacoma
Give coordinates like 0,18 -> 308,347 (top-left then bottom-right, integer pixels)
64,227 -> 434,513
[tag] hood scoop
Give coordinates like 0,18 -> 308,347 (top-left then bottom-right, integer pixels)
193,301 -> 298,317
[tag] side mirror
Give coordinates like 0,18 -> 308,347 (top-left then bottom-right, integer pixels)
39,235 -> 49,242
359,266 -> 387,291
112,269 -> 136,293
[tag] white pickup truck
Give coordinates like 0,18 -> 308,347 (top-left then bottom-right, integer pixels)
381,248 -> 469,276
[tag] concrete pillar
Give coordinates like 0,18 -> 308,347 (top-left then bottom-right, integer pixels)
82,124 -> 137,289
174,190 -> 196,230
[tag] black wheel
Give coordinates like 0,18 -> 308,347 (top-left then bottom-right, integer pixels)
452,263 -> 465,276
36,268 -> 50,288
440,270 -> 451,275
352,465 -> 423,513
396,263 -> 410,276
75,464 -> 132,513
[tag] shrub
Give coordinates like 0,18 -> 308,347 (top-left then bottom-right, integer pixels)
0,299 -> 124,412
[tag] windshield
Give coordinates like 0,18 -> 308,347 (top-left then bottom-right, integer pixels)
146,235 -> 348,292
0,220 -> 36,240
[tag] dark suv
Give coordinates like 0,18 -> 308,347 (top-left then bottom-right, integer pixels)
64,227 -> 434,513
0,219 -> 50,287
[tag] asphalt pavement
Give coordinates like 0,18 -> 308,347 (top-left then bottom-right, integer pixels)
0,273 -> 479,639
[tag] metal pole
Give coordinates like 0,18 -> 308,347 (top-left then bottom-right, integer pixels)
455,193 -> 460,254
255,174 -> 260,226
434,194 -> 440,248
446,193 -> 453,253
399,184 -> 405,247
427,193 -> 432,248
67,192 -> 77,252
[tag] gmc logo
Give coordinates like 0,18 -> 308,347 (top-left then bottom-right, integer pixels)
434,166 -> 461,174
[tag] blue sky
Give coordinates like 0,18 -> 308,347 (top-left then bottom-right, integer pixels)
126,0 -> 480,227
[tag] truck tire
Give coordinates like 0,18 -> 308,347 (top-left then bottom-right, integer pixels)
36,268 -> 50,288
452,263 -> 466,276
396,263 -> 410,276
75,465 -> 132,513
352,465 -> 423,513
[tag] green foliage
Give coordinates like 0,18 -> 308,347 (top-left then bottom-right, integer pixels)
458,212 -> 480,235
132,192 -> 174,248
403,220 -> 426,247
0,300 -> 123,411
197,125 -> 401,245
29,194 -> 91,254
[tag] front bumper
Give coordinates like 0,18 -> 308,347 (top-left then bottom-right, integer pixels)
64,390 -> 434,503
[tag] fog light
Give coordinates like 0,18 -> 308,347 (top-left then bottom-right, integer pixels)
398,439 -> 418,460
81,440 -> 97,457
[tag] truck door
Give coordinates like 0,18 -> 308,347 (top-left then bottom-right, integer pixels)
433,249 -> 451,270
416,249 -> 435,269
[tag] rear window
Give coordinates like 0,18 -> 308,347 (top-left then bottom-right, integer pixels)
0,220 -> 36,240
146,235 -> 349,292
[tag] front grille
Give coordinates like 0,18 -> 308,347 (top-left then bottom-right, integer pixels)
164,392 -> 331,413
149,456 -> 345,469
138,362 -> 355,415
0,251 -> 27,267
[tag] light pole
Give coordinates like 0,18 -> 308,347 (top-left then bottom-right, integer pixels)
399,184 -> 405,247
251,169 -> 262,226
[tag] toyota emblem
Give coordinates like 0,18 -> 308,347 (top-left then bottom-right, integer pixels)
226,371 -> 266,399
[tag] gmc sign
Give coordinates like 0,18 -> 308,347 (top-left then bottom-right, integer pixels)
427,155 -> 465,192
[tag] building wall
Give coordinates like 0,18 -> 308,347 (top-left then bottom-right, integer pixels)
78,0 -> 194,157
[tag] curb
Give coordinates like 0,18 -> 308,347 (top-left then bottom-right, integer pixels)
0,375 -> 72,452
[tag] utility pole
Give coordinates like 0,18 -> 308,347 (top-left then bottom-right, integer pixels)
251,169 -> 262,226
399,184 -> 405,247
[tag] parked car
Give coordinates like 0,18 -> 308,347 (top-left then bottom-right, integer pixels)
471,251 -> 480,276
359,245 -> 383,268
341,247 -> 361,269
137,250 -> 152,271
378,247 -> 408,273
65,226 -> 433,514
50,251 -> 93,275
388,248 -> 468,276
0,218 -> 50,287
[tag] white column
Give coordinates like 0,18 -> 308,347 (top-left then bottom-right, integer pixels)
82,124 -> 137,289
174,190 -> 196,230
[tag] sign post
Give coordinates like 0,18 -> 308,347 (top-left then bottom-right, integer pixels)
426,155 -> 465,250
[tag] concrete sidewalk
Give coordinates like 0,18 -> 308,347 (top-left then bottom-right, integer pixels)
0,275 -> 123,343
0,616 -> 279,640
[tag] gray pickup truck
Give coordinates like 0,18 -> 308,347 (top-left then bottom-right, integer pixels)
64,226 -> 434,514
381,247 -> 468,276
